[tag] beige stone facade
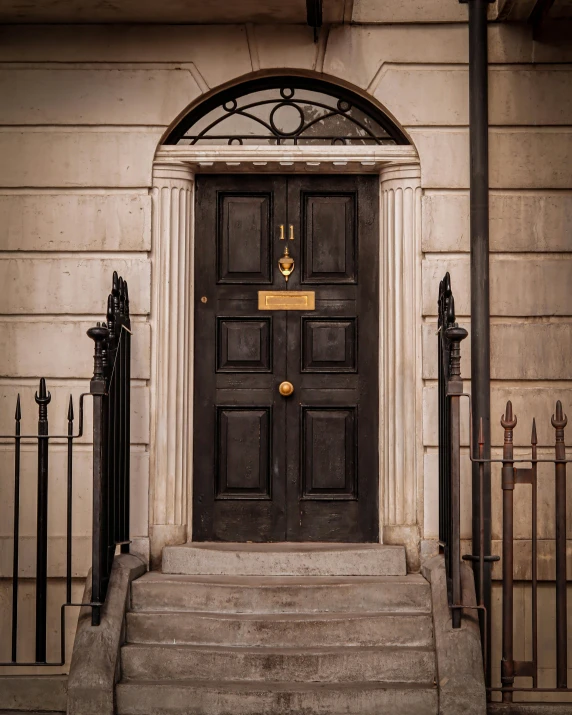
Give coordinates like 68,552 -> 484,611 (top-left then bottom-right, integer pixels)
0,6 -> 571,685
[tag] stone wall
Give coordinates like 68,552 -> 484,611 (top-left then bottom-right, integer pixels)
0,18 -> 571,671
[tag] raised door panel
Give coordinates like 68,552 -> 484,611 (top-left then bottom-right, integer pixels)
217,317 -> 272,372
302,407 -> 357,499
216,407 -> 271,499
302,194 -> 356,284
301,317 -> 357,372
218,194 -> 271,284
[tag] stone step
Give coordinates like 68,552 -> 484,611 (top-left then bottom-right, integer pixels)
130,573 -> 431,614
125,611 -> 433,648
120,644 -> 436,684
161,543 -> 407,577
0,676 -> 67,713
116,680 -> 438,715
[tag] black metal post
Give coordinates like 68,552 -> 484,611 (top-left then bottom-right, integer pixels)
462,0 -> 493,687
11,395 -> 21,663
88,323 -> 109,627
35,378 -> 51,663
501,401 -> 517,703
552,401 -> 568,688
66,396 -> 74,604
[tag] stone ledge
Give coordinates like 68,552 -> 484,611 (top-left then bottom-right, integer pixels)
67,553 -> 146,715
421,554 -> 486,715
0,675 -> 67,712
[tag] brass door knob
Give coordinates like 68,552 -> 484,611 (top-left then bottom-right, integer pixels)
279,380 -> 294,397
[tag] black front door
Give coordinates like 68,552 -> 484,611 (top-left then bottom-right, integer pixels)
193,174 -> 379,542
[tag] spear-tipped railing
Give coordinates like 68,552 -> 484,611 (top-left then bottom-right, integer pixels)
437,272 -> 572,702
1,272 -> 131,665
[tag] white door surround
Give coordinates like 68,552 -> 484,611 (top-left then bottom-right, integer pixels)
149,144 -> 423,569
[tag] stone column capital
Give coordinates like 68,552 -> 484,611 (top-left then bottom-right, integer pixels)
379,162 -> 422,188
152,161 -> 195,185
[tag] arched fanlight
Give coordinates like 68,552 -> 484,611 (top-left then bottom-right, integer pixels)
165,76 -> 408,146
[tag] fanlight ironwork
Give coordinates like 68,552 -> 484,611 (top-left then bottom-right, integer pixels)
165,77 -> 408,146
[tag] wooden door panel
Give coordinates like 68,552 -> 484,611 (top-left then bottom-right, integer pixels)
194,176 -> 287,542
218,193 -> 272,283
216,406 -> 272,498
301,317 -> 357,372
301,407 -> 357,499
216,317 -> 272,373
286,175 -> 379,542
302,193 -> 356,284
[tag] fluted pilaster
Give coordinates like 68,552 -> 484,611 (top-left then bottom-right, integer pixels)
150,163 -> 194,566
379,164 -> 423,564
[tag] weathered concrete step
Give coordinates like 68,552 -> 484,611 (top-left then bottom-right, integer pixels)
131,573 -> 431,614
0,676 -> 67,713
116,680 -> 438,715
162,543 -> 406,577
126,611 -> 433,648
121,644 -> 436,684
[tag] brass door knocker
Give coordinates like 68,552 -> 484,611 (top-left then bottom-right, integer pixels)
278,225 -> 295,282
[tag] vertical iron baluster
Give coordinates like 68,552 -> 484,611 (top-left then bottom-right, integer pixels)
552,400 -> 568,689
501,401 -> 517,703
531,419 -> 538,689
438,278 -> 445,551
11,395 -> 21,663
109,277 -> 119,568
123,281 -> 131,552
478,418 -> 486,673
35,378 -> 51,663
446,315 -> 468,629
66,396 -> 74,604
117,277 -> 125,551
88,323 -> 110,627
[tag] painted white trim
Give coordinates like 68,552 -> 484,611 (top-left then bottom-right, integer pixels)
155,144 -> 419,172
149,146 -> 422,567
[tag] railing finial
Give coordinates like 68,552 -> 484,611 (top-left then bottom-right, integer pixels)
551,400 -> 568,435
501,400 -> 517,434
87,323 -> 110,381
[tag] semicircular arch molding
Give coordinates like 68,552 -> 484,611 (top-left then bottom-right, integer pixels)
163,74 -> 409,147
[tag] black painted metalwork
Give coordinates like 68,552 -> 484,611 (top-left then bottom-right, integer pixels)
89,271 -> 132,627
306,0 -> 322,42
459,0 -> 495,687
1,271 -> 131,665
165,76 -> 408,146
437,273 -> 468,630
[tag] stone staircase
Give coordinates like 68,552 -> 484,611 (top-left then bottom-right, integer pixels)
116,544 -> 438,715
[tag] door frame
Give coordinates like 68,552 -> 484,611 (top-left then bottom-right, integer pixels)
148,144 -> 423,566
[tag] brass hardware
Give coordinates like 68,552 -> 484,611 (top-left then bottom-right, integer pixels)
200,296 -> 207,304
279,380 -> 294,397
278,245 -> 294,282
279,224 -> 285,240
258,290 -> 315,311
289,224 -> 294,240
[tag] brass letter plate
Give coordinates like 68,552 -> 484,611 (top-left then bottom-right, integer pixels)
258,290 -> 315,311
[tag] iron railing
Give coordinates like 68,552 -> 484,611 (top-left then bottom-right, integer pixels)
1,272 -> 131,665
438,272 -> 572,703
437,272 -> 468,629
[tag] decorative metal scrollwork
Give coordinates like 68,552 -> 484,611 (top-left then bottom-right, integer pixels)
165,77 -> 408,146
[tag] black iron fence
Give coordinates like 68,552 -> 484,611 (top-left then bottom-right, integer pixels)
437,272 -> 468,629
1,272 -> 131,666
438,272 -> 572,703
